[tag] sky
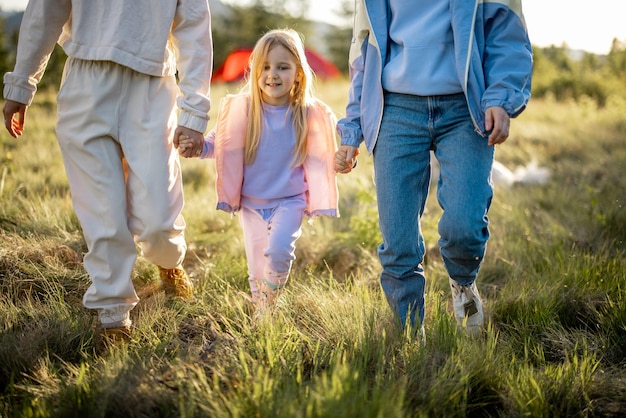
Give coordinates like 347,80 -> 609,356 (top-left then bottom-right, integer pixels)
1,0 -> 625,55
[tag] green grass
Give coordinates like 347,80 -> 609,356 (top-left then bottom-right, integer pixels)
1,83 -> 625,417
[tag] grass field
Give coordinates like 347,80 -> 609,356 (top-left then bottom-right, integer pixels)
1,81 -> 625,417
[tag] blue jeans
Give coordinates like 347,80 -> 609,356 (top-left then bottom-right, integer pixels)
373,92 -> 494,328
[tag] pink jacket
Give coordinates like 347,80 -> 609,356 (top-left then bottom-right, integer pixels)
214,94 -> 339,217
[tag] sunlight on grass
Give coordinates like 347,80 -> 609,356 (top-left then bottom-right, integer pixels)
1,88 -> 625,416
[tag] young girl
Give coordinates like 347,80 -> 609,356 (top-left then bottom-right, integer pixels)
177,29 -> 339,315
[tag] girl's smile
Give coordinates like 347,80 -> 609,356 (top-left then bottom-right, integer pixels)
258,45 -> 298,106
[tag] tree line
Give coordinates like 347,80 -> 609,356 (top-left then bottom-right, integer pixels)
533,40 -> 626,106
0,0 -> 353,91
2,2 -> 626,107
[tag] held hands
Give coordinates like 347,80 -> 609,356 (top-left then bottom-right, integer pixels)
335,145 -> 359,174
3,100 -> 27,138
485,106 -> 510,146
174,126 -> 204,158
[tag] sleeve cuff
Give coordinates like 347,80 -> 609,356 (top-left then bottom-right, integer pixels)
3,83 -> 36,106
178,109 -> 209,133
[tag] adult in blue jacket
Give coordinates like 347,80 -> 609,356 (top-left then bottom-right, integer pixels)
335,0 -> 533,336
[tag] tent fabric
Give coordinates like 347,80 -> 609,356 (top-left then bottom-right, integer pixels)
212,48 -> 340,82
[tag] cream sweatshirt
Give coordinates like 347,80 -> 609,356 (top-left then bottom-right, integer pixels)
3,0 -> 213,133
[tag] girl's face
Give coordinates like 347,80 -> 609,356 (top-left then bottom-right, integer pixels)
257,44 -> 299,106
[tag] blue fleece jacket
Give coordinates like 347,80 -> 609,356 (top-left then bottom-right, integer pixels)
337,0 -> 533,153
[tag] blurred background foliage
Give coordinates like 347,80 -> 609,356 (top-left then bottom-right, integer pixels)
2,0 -> 626,105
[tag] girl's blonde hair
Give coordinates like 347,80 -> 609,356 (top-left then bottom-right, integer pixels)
242,28 -> 315,166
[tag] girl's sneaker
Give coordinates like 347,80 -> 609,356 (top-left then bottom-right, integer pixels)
256,278 -> 284,316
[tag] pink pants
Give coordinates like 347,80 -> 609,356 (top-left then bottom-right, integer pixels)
238,196 -> 306,299
56,58 -> 186,326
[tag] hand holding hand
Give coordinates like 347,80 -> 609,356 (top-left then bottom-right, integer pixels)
335,145 -> 359,174
174,126 -> 204,158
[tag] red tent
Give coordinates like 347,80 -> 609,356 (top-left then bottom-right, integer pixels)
212,48 -> 340,83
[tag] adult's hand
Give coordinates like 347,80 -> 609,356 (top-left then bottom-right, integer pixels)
3,100 -> 27,138
174,125 -> 204,157
485,106 -> 510,146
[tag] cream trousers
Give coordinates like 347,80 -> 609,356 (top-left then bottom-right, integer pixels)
56,58 -> 187,325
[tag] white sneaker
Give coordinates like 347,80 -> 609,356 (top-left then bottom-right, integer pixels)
449,278 -> 484,336
419,325 -> 426,346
